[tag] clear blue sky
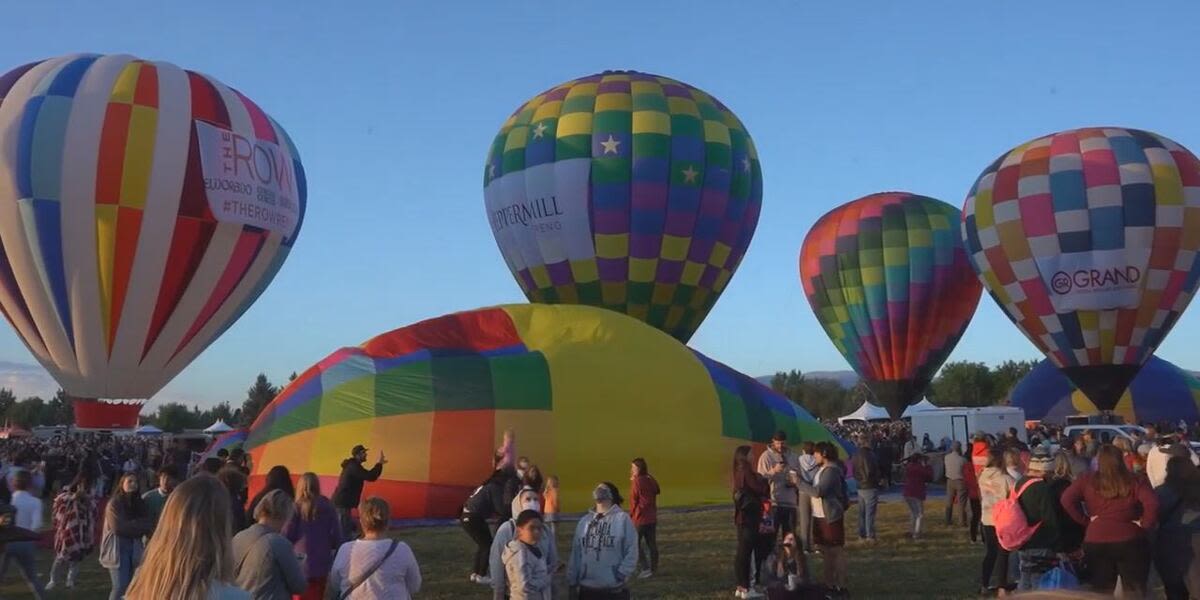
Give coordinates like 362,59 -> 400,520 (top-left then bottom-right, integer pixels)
1,1 -> 1199,407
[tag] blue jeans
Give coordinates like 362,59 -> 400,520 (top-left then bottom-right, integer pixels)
1017,549 -> 1057,590
857,488 -> 879,539
904,497 -> 924,537
0,541 -> 45,599
108,537 -> 138,600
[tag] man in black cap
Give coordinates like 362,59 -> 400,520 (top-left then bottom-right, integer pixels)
331,444 -> 386,540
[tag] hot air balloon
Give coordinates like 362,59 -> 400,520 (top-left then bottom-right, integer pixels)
962,127 -> 1200,411
800,192 -> 983,418
1009,356 -> 1200,425
483,71 -> 762,342
244,304 -> 841,518
0,54 -> 306,407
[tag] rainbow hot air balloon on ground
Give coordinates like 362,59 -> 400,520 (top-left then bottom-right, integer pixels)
962,127 -> 1200,411
0,54 -> 306,402
483,71 -> 762,342
800,192 -> 983,418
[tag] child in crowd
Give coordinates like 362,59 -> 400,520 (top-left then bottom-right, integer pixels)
543,475 -> 560,534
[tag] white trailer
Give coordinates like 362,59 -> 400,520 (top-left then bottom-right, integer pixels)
910,406 -> 1027,447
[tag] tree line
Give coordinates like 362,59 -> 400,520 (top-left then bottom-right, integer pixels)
0,372 -> 295,433
769,359 -> 1038,420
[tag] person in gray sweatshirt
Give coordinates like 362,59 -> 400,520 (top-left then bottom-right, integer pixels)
567,482 -> 638,600
490,486 -> 558,599
502,510 -> 555,600
232,489 -> 306,600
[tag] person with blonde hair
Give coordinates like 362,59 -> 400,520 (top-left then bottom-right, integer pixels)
329,496 -> 422,599
232,488 -> 306,599
125,475 -> 249,599
283,473 -> 341,600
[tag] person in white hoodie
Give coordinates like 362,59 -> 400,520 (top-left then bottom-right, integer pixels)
568,482 -> 637,600
491,486 -> 558,599
502,510 -> 554,600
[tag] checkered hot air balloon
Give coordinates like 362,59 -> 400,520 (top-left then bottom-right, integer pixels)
800,192 -> 983,418
483,71 -> 762,342
0,54 -> 306,400
962,127 -> 1200,412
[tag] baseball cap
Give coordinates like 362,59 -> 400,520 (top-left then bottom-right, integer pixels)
351,444 -> 368,455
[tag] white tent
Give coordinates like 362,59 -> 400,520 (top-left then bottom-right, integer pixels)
203,419 -> 234,434
134,424 -> 163,435
902,398 -> 939,418
837,401 -> 890,424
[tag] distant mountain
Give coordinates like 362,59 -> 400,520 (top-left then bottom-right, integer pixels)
756,371 -> 859,389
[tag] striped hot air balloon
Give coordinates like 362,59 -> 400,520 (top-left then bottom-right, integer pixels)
483,71 -> 762,342
0,54 -> 306,400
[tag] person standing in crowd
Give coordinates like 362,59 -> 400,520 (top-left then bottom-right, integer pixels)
1012,453 -> 1064,590
490,487 -> 556,600
1048,454 -> 1085,555
874,437 -> 894,489
796,441 -> 818,553
232,489 -> 306,600
0,469 -> 44,599
732,445 -> 770,599
757,432 -> 801,543
963,456 -> 982,544
332,445 -> 386,542
141,464 -> 179,535
1153,456 -> 1200,600
329,497 -> 422,600
630,457 -> 661,578
1066,437 -> 1091,480
101,473 -> 153,600
283,472 -> 341,600
1061,444 -> 1159,597
46,472 -> 97,590
217,466 -> 249,532
501,510 -> 553,600
851,436 -> 879,542
971,432 -> 991,478
125,475 -> 250,600
794,442 -> 848,595
1004,448 -> 1024,482
1148,438 -> 1196,489
1003,428 -> 1029,452
568,482 -> 638,600
978,448 -> 1014,596
902,433 -> 918,462
902,453 -> 933,540
543,475 -> 560,534
462,463 -> 519,585
247,465 -> 296,520
944,441 -> 968,528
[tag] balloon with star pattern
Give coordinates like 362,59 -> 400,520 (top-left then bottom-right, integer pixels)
483,71 -> 763,342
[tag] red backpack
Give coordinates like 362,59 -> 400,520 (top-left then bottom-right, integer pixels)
993,478 -> 1042,551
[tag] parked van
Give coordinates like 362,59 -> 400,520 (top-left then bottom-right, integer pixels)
910,406 -> 1027,448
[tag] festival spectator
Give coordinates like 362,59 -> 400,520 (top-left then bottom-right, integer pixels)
283,472 -> 341,600
630,457 -> 661,578
501,510 -> 553,600
944,441 -> 968,527
757,432 -> 801,544
125,475 -> 249,600
331,445 -> 386,541
543,475 -> 560,534
963,458 -> 982,544
851,436 -> 879,542
46,472 -> 96,590
1004,448 -> 1024,482
921,434 -> 934,453
796,441 -> 818,553
523,464 -> 545,503
0,469 -> 44,598
732,445 -> 770,599
568,482 -> 637,600
329,497 -> 421,600
462,465 -> 519,585
490,487 -> 556,600
902,453 -> 933,540
1013,453 -> 1063,590
762,532 -> 810,596
232,489 -> 306,600
1061,444 -> 1159,597
794,441 -> 848,594
142,464 -> 179,534
1003,427 -> 1029,452
1148,438 -> 1197,489
101,473 -> 154,600
971,432 -> 990,477
1049,453 -> 1084,554
1066,438 -> 1091,479
247,465 -> 295,521
1153,456 -> 1200,600
978,448 -> 1014,596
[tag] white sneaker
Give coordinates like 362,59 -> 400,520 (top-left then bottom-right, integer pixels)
637,570 -> 654,579
45,581 -> 57,591
475,575 -> 492,586
735,589 -> 764,599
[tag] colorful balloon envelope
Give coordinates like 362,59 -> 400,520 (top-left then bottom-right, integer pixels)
962,127 -> 1200,411
483,71 -> 762,342
244,304 -> 840,518
0,54 -> 306,399
1009,356 -> 1200,425
800,192 -> 983,418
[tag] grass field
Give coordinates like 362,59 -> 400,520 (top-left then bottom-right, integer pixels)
0,497 -> 1014,599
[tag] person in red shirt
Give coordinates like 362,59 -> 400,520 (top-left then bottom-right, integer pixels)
630,457 -> 661,579
902,453 -> 934,540
963,459 -> 982,543
1061,444 -> 1159,597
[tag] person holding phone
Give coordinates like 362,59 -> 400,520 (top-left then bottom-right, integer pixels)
332,445 -> 387,542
